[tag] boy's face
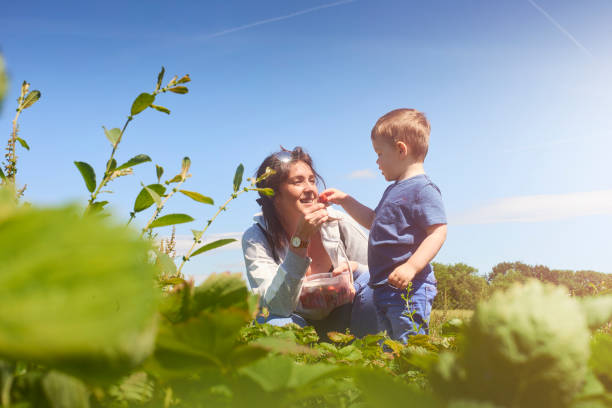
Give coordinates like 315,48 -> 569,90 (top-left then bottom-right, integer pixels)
372,136 -> 404,182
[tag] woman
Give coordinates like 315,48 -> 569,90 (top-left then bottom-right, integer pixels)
241,147 -> 379,339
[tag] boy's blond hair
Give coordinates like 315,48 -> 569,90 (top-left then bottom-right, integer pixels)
371,108 -> 431,161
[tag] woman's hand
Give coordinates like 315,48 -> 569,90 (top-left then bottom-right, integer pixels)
318,188 -> 348,206
293,202 -> 330,242
332,261 -> 359,276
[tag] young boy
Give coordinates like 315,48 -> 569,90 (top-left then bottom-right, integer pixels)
319,108 -> 447,343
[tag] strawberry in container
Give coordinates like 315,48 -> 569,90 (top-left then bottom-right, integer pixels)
298,272 -> 355,312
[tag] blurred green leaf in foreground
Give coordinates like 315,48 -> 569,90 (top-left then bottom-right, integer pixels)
0,189 -> 160,381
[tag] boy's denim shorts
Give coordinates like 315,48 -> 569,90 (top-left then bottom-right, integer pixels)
372,279 -> 437,344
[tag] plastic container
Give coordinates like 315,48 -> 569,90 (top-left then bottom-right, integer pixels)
298,271 -> 355,311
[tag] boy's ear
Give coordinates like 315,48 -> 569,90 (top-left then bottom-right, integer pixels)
396,141 -> 409,156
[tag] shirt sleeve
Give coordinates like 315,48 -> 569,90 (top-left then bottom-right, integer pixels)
413,183 -> 447,230
242,225 -> 311,317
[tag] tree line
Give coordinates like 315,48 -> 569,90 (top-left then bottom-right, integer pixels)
432,261 -> 612,310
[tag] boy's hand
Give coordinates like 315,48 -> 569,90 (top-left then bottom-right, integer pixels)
388,263 -> 419,290
319,188 -> 348,206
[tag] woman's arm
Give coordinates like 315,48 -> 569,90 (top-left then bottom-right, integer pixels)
242,224 -> 311,317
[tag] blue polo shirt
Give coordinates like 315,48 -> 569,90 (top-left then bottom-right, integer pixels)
368,174 -> 447,287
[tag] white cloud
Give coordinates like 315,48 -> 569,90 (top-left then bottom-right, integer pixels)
165,232 -> 243,256
451,189 -> 612,225
348,169 -> 376,179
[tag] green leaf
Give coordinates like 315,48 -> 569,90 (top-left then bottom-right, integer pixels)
167,174 -> 182,184
150,104 -> 170,114
108,372 -> 153,404
176,74 -> 191,84
249,337 -> 319,357
130,92 -> 155,116
0,205 -> 159,380
590,333 -> 612,392
181,156 -> 191,178
351,367 -> 440,408
327,331 -> 355,344
86,200 -> 109,215
16,137 -> 30,150
192,273 -> 253,313
107,158 -> 117,173
179,190 -> 214,205
143,185 -> 162,207
166,75 -> 178,87
155,165 -> 163,183
154,309 -> 249,374
148,213 -> 194,229
103,126 -> 121,147
233,164 -> 244,192
252,187 -> 274,196
154,252 -> 177,276
580,295 -> 612,331
74,161 -> 96,193
42,370 -> 91,408
0,167 -> 5,181
20,90 -> 41,110
190,238 -> 236,258
167,86 -> 188,94
133,184 -> 166,213
238,355 -> 338,392
115,154 -> 152,171
191,229 -> 203,241
155,66 -> 165,92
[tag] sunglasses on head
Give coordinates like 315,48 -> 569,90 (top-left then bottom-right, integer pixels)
274,150 -> 293,163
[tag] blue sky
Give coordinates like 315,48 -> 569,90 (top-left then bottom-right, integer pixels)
1,0 -> 611,280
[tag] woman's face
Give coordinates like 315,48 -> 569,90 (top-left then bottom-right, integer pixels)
274,161 -> 319,221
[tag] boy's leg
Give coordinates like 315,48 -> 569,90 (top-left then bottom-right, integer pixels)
371,286 -> 396,339
375,281 -> 437,343
350,267 -> 382,337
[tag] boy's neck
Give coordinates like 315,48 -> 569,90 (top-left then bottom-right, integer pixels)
396,162 -> 425,182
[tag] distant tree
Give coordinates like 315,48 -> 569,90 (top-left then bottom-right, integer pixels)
488,269 -> 529,293
432,262 -> 488,310
487,261 -> 611,297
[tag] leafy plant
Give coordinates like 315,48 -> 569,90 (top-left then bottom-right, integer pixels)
73,66 -> 190,215
431,279 -> 612,408
0,196 -> 159,382
1,80 -> 41,199
0,53 -> 6,110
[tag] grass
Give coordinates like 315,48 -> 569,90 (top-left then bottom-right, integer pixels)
429,309 -> 473,338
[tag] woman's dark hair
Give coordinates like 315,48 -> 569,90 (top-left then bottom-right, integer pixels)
255,146 -> 325,262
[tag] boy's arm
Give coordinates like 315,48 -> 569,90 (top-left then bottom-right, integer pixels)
388,223 -> 447,289
319,188 -> 375,229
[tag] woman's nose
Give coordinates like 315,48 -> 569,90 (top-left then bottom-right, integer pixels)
303,180 -> 317,194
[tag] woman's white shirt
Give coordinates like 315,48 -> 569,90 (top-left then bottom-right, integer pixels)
241,207 -> 368,318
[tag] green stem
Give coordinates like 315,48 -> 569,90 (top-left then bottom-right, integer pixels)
6,109 -> 22,183
88,116 -> 133,207
176,191 -> 244,275
0,366 -> 13,407
141,178 -> 187,236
